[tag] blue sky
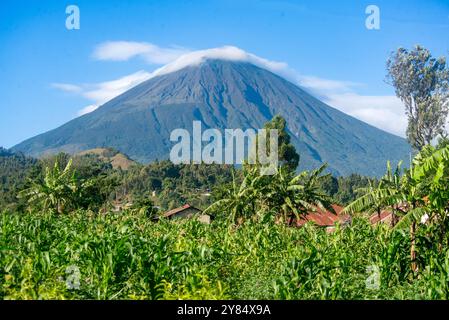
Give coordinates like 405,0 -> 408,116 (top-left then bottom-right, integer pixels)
1,0 -> 448,148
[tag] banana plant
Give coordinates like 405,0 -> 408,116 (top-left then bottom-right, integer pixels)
203,166 -> 263,223
345,145 -> 449,271
343,161 -> 408,226
396,145 -> 449,235
264,164 -> 334,224
18,159 -> 91,214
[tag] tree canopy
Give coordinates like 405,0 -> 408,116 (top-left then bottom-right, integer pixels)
386,45 -> 449,150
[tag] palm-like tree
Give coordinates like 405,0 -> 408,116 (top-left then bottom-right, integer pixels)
18,159 -> 88,214
343,161 -> 420,270
203,167 -> 264,223
264,164 -> 334,224
395,145 -> 449,253
343,161 -> 406,225
204,163 -> 334,225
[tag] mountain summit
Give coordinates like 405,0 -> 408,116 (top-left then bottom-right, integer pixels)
13,58 -> 410,176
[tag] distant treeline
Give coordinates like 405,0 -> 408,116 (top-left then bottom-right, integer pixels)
0,146 -> 374,212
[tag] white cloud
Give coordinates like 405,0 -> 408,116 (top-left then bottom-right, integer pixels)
92,41 -> 189,64
93,44 -> 292,79
324,93 -> 407,137
51,83 -> 82,93
82,70 -> 151,104
298,76 -> 407,137
53,70 -> 151,115
298,76 -> 361,93
78,104 -> 99,116
146,45 -> 295,81
55,46 -> 294,116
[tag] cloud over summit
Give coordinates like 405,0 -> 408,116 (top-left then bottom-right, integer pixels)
146,45 -> 293,80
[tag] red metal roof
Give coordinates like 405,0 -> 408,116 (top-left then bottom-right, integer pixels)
290,204 -> 351,227
369,210 -> 393,224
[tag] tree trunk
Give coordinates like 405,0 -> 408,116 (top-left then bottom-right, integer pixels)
410,221 -> 417,273
390,209 -> 396,227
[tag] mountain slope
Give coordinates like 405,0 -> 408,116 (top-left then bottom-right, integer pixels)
13,60 -> 411,176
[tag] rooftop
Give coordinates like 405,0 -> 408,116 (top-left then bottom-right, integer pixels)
291,204 -> 351,228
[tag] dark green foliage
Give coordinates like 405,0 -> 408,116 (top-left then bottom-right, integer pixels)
33,153 -> 119,212
18,159 -> 98,214
0,147 -> 40,210
437,136 -> 449,149
318,174 -> 339,197
130,196 -> 158,218
1,144 -> 449,300
335,174 -> 374,205
315,173 -> 374,205
263,115 -> 300,171
118,160 -> 234,210
0,147 -> 373,212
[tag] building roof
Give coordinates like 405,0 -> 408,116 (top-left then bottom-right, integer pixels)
369,210 -> 393,224
163,204 -> 202,218
291,204 -> 351,227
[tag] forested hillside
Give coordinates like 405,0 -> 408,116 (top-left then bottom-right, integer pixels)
0,147 -> 39,210
0,147 -> 374,213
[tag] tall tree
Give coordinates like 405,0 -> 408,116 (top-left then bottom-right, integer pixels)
263,115 -> 300,171
386,45 -> 449,150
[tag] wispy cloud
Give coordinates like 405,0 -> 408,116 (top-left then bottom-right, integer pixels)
298,76 -> 361,93
92,41 -> 189,64
53,70 -> 152,116
78,104 -> 99,116
324,93 -> 407,137
55,46 -> 294,116
298,76 -> 407,137
81,70 -> 151,103
145,46 -> 293,80
51,83 -> 83,93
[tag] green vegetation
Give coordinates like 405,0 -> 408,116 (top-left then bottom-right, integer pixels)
262,115 -> 300,171
1,70 -> 449,300
1,142 -> 449,300
345,143 -> 449,272
0,148 -> 39,211
1,210 -> 449,299
204,164 -> 334,224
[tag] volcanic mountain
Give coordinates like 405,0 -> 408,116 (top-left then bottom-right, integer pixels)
13,57 -> 411,176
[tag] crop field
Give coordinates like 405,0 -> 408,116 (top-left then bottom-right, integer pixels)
1,211 -> 448,300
